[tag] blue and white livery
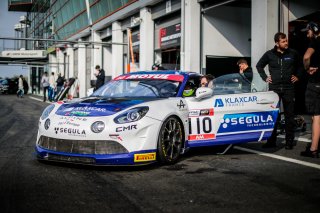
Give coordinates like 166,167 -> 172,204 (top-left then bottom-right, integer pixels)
35,71 -> 279,165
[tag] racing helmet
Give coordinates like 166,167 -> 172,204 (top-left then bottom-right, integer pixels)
183,81 -> 195,97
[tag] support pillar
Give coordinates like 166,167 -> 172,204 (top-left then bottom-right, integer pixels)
251,0 -> 279,91
139,7 -> 154,71
112,21 -> 124,77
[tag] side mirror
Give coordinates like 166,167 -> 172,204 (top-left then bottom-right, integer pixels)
195,87 -> 213,100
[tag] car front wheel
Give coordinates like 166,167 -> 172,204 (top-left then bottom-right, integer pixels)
157,116 -> 183,164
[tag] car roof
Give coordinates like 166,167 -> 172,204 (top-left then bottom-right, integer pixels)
123,70 -> 201,77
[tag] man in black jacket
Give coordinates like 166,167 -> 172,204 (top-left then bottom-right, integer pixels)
94,65 -> 105,91
257,32 -> 303,149
237,58 -> 253,83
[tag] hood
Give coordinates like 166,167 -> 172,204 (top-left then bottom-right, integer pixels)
55,97 -> 156,117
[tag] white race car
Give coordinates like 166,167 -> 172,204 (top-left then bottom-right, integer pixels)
36,71 -> 279,165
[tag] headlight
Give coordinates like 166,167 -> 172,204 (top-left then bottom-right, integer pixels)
44,119 -> 50,130
114,107 -> 149,124
40,104 -> 55,120
91,121 -> 105,133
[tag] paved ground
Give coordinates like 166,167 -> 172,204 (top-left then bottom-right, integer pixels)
0,94 -> 319,213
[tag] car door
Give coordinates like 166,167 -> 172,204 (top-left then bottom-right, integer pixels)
185,73 -> 279,148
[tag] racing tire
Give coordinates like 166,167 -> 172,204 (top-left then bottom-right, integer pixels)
157,116 -> 183,164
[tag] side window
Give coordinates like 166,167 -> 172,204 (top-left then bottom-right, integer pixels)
213,73 -> 253,95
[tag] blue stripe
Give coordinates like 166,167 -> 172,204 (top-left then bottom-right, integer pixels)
186,131 -> 273,148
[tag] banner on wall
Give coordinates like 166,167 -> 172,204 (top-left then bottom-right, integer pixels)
159,23 -> 181,49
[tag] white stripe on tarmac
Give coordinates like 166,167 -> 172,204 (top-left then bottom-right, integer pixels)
29,96 -> 42,102
29,96 -> 51,103
234,146 -> 320,170
277,134 -> 311,143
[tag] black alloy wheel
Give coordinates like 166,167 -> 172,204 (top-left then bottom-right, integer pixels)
157,116 -> 183,164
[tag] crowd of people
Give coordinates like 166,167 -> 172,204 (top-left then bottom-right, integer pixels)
41,71 -> 66,102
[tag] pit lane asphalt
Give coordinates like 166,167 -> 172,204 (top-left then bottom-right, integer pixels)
0,94 -> 319,213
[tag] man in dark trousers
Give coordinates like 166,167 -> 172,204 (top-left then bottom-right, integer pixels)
94,65 -> 105,91
300,22 -> 320,158
257,32 -> 303,149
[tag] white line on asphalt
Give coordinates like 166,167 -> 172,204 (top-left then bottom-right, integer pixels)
234,146 -> 320,170
29,96 -> 51,103
29,96 -> 42,102
277,134 -> 311,143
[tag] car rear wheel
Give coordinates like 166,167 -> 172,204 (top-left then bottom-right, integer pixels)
157,116 -> 183,164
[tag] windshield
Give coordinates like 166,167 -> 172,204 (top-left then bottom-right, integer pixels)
91,79 -> 181,98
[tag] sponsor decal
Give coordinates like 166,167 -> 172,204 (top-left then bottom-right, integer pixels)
188,114 -> 216,141
65,111 -> 90,116
114,74 -> 184,82
134,153 -> 156,162
188,134 -> 215,140
214,96 -> 258,107
214,99 -> 224,107
54,127 -> 86,137
62,106 -> 108,116
177,100 -> 186,109
71,107 -> 107,112
59,116 -> 88,121
57,120 -> 80,127
189,110 -> 200,117
116,125 -> 137,132
189,108 -> 214,117
109,134 -> 123,141
218,112 -> 276,133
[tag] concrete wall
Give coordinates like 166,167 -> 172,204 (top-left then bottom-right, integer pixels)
202,5 -> 251,68
286,0 -> 319,21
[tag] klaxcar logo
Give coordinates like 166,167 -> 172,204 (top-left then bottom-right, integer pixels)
214,99 -> 224,107
214,96 -> 258,107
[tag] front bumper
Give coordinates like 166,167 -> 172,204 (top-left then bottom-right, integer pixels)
35,145 -> 157,166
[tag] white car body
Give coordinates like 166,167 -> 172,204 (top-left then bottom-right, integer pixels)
35,71 -> 279,165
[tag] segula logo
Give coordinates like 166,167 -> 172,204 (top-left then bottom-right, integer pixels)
54,127 -> 86,136
220,114 -> 274,129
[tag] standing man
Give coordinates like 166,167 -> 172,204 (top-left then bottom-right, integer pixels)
300,22 -> 320,158
237,58 -> 253,83
17,75 -> 24,98
257,32 -> 303,149
41,72 -> 49,102
94,65 -> 105,91
48,72 -> 56,102
55,73 -> 65,98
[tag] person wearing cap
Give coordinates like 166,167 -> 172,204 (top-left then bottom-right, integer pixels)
256,32 -> 304,149
237,59 -> 253,83
300,22 -> 320,158
94,65 -> 105,91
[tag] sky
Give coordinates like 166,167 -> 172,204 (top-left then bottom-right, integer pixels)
0,0 -> 27,79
